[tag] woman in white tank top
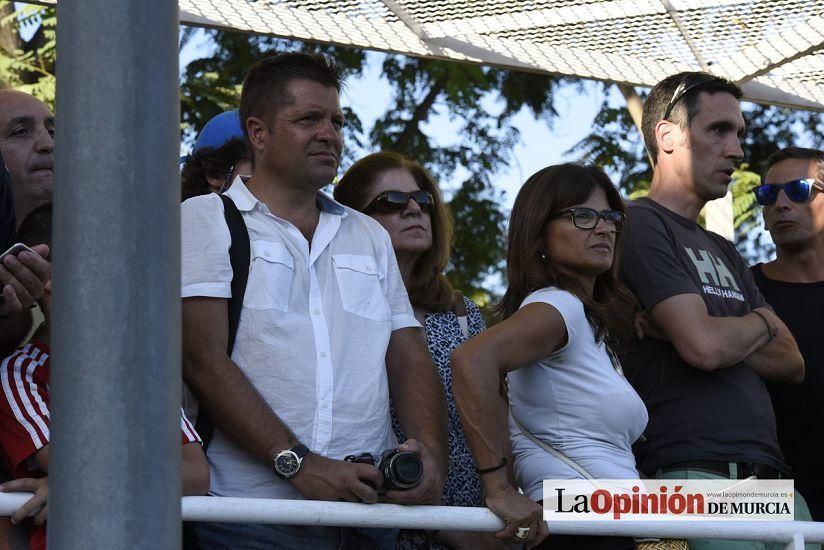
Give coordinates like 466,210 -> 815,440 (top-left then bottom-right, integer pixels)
452,163 -> 644,550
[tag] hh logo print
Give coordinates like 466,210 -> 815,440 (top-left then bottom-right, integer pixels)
684,247 -> 745,302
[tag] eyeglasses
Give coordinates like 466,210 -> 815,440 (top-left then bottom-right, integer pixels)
662,73 -> 720,121
219,164 -> 236,194
551,207 -> 625,232
754,178 -> 824,206
362,190 -> 434,214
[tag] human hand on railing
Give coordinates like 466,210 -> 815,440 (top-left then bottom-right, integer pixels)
485,484 -> 548,549
384,438 -> 443,505
290,453 -> 383,504
0,476 -> 48,525
0,245 -> 50,315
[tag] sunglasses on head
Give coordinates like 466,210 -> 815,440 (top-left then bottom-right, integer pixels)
754,178 -> 824,206
362,190 -> 434,214
551,207 -> 625,232
663,73 -> 721,121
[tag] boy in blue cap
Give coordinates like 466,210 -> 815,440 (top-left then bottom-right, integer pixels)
181,110 -> 252,201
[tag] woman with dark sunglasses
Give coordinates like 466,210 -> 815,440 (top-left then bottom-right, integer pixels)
452,164 -> 644,549
335,152 -> 507,550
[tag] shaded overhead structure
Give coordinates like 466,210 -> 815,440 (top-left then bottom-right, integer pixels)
178,0 -> 824,110
35,0 -> 824,109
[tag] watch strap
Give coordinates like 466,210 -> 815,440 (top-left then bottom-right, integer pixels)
292,444 -> 310,459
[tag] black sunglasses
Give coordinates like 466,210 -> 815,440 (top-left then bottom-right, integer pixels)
663,73 -> 721,121
754,178 -> 824,206
551,207 -> 625,232
362,190 -> 434,214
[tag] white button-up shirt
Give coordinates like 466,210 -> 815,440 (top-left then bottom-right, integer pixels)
181,179 -> 419,499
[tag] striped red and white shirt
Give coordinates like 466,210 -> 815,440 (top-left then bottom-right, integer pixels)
0,342 -> 201,479
0,342 -> 201,550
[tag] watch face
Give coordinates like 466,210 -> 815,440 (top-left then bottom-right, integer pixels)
275,451 -> 299,477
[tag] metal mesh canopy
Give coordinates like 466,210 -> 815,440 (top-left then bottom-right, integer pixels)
186,0 -> 824,110
44,0 -> 824,109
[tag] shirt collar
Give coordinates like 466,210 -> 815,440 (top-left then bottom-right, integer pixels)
225,176 -> 347,217
316,190 -> 346,216
224,176 -> 258,212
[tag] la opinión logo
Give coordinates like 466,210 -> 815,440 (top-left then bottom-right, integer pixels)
553,485 -> 704,519
543,479 -> 795,521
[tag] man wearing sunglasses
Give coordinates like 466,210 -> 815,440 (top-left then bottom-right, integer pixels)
751,147 -> 824,522
180,53 -> 447,548
619,72 -> 811,548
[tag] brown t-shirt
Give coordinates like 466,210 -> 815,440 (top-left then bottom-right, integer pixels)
619,197 -> 786,475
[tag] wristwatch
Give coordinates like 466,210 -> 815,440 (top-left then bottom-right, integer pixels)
273,444 -> 310,480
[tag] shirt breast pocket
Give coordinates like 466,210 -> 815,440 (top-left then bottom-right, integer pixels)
243,241 -> 294,312
332,254 -> 390,321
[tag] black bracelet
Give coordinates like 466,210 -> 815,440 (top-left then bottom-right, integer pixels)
751,310 -> 773,342
475,457 -> 507,475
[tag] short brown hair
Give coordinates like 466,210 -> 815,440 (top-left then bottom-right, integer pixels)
334,151 -> 457,312
497,163 -> 636,345
761,146 -> 824,183
642,72 -> 742,164
240,52 -> 344,143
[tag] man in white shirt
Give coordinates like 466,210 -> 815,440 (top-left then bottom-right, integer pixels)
181,52 -> 447,549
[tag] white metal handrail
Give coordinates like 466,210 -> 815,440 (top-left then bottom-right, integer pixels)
0,494 -> 822,548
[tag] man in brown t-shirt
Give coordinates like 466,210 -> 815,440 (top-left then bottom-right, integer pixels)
619,72 -> 811,549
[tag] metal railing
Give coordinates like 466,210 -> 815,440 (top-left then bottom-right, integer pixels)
1,494 -> 822,550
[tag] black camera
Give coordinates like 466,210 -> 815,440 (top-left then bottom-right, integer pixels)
344,449 -> 423,491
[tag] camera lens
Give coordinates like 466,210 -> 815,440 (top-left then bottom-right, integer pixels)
381,450 -> 423,490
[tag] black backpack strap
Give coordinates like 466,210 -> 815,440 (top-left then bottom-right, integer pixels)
220,194 -> 251,356
195,194 -> 250,451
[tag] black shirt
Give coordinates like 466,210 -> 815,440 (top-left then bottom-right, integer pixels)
751,264 -> 824,520
0,150 -> 14,250
619,198 -> 786,475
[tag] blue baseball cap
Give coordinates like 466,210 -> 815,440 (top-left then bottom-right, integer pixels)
180,110 -> 244,163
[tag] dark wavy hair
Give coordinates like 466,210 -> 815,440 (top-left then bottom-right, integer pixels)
180,138 -> 249,201
334,151 -> 457,312
496,163 -> 637,345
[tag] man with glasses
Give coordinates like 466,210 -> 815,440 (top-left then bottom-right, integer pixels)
619,72 -> 811,549
751,147 -> 824,521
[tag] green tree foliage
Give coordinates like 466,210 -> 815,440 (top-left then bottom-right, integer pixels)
179,28 -> 564,300
567,94 -> 652,192
0,1 -> 55,107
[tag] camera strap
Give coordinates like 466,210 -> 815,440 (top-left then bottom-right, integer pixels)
453,291 -> 469,339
